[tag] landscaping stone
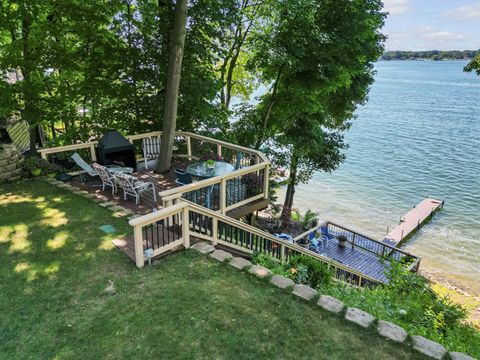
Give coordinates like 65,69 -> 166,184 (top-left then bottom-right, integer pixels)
99,201 -> 115,208
411,335 -> 447,360
292,284 -> 318,301
317,295 -> 345,314
449,352 -> 477,360
108,205 -> 128,212
345,307 -> 375,328
377,320 -> 407,343
127,214 -> 142,221
229,257 -> 252,270
191,242 -> 215,254
0,144 -> 24,183
210,249 -> 233,262
270,275 -> 294,289
248,265 -> 272,279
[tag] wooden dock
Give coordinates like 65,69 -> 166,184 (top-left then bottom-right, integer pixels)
382,198 -> 444,247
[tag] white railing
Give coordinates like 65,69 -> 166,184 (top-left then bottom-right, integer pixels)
129,201 -> 384,287
38,130 -> 271,214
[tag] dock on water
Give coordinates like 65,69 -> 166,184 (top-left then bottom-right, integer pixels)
382,197 -> 444,247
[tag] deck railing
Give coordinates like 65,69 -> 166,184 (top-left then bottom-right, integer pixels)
129,201 -> 384,287
293,221 -> 421,272
38,130 -> 270,214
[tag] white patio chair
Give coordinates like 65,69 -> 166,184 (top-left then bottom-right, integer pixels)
142,137 -> 161,170
115,173 -> 156,205
92,163 -> 117,195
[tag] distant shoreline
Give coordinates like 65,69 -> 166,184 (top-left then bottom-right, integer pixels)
381,50 -> 479,61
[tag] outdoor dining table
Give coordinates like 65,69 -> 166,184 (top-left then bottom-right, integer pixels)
186,161 -> 235,209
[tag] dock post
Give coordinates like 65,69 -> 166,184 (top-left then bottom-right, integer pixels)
401,229 -> 404,241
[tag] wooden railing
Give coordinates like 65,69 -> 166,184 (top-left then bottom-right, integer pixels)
293,221 -> 421,272
38,130 -> 270,214
129,201 -> 384,287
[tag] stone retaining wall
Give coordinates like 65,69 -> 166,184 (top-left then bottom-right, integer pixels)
0,144 -> 24,183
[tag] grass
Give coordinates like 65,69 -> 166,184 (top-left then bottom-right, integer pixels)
0,180 -> 428,359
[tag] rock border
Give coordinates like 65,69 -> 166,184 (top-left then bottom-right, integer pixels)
191,241 -> 478,360
43,178 -> 136,220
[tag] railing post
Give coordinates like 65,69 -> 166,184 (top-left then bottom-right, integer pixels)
133,225 -> 144,268
217,144 -> 222,157
90,143 -> 97,162
220,178 -> 226,214
263,164 -> 270,200
182,207 -> 190,249
212,216 -> 218,245
187,136 -> 192,160
40,151 -> 47,160
280,243 -> 286,263
352,234 -> 356,249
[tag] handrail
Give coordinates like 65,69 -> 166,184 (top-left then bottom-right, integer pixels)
129,200 -> 383,286
158,162 -> 268,198
326,221 -> 418,259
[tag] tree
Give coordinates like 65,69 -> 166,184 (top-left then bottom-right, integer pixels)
235,0 -> 386,225
157,0 -> 188,173
464,54 -> 480,75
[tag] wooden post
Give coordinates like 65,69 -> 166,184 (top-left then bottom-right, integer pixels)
133,225 -> 144,268
182,207 -> 190,249
40,152 -> 47,160
220,179 -> 226,214
352,234 -> 356,249
263,164 -> 270,200
217,144 -> 222,157
280,243 -> 285,263
212,216 -> 218,245
90,143 -> 97,162
187,136 -> 192,160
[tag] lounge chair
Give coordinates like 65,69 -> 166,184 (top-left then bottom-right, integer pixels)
71,152 -> 98,183
115,173 -> 156,205
92,163 -> 117,195
235,152 -> 244,170
142,137 -> 161,170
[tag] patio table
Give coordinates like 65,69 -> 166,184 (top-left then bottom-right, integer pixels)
186,161 -> 235,208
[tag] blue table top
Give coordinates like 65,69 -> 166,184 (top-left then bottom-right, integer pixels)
186,161 -> 235,178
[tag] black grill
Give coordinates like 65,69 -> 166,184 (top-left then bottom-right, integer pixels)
96,130 -> 137,170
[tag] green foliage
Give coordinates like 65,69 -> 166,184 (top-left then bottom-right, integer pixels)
288,255 -> 334,288
464,54 -> 480,76
291,209 -> 319,231
382,50 -> 480,61
23,156 -> 63,174
319,263 -> 479,357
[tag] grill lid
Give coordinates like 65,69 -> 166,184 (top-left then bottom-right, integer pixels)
97,130 -> 132,149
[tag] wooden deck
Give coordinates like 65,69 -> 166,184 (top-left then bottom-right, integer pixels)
382,198 -> 444,247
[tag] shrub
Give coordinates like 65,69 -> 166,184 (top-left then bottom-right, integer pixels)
24,156 -> 64,175
288,255 -> 334,288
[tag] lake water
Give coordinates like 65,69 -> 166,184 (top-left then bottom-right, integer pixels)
280,60 -> 480,294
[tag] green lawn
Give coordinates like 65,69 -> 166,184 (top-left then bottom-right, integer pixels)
0,180 -> 427,359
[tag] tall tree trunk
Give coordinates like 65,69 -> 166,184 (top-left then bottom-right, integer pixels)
156,0 -> 188,173
281,152 -> 298,228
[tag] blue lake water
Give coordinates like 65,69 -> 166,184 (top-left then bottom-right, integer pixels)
281,60 -> 480,294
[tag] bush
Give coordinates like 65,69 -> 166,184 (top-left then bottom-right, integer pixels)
24,156 -> 64,175
288,255 -> 334,288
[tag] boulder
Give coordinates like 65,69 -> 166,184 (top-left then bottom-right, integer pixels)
292,284 -> 318,301
270,275 -> 295,289
411,335 -> 447,360
317,295 -> 345,314
191,242 -> 215,254
229,257 -> 252,270
248,265 -> 272,278
210,249 -> 233,262
449,352 -> 477,360
377,320 -> 407,343
345,307 -> 375,328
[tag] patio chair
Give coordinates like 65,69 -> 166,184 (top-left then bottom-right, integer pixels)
142,137 -> 161,170
71,152 -> 99,183
92,163 -> 117,195
174,168 -> 192,186
115,173 -> 156,205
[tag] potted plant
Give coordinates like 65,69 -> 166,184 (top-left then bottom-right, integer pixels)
336,235 -> 348,248
46,162 -> 64,178
24,157 -> 45,177
206,159 -> 215,169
